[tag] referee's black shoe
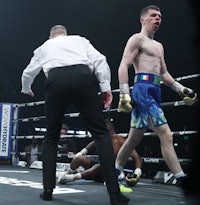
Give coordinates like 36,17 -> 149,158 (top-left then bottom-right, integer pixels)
40,189 -> 53,201
109,192 -> 130,205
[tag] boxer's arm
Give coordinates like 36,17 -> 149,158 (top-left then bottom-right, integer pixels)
160,62 -> 197,106
85,141 -> 95,151
74,141 -> 95,158
118,35 -> 141,113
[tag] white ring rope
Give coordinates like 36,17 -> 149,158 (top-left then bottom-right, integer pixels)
12,73 -> 199,123
11,130 -> 197,140
11,73 -> 199,123
12,98 -> 199,123
13,73 -> 200,108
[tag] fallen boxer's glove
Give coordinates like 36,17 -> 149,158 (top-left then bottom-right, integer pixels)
125,173 -> 140,187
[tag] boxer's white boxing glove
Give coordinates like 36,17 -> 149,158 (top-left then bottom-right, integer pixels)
74,148 -> 88,158
171,81 -> 197,105
118,83 -> 132,113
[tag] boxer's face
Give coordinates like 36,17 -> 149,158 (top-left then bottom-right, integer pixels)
141,9 -> 162,32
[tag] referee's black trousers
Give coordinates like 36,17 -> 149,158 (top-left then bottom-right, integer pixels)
42,65 -> 120,194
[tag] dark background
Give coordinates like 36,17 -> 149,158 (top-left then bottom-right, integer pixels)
0,0 -> 198,103
0,1 -> 199,159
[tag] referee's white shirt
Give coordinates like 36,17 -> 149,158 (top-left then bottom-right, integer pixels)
21,35 -> 111,94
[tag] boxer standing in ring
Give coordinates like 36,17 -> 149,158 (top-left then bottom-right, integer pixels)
116,5 -> 197,186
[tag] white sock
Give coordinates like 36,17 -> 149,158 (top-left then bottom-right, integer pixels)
174,171 -> 185,178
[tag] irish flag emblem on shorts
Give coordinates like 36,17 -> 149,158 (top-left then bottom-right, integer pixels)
141,75 -> 149,81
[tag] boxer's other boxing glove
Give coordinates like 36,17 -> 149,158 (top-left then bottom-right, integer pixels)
171,81 -> 197,105
125,173 -> 140,186
118,83 -> 132,113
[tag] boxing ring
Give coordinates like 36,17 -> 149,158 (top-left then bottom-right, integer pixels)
0,73 -> 199,205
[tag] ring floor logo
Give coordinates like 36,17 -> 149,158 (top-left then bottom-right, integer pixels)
0,170 -> 84,194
